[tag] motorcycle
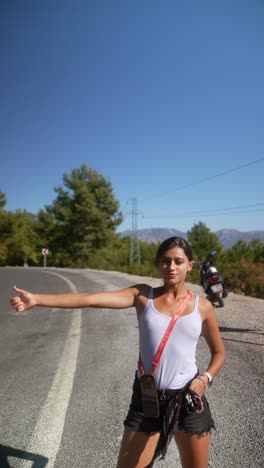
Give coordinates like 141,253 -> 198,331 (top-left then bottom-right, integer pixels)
199,251 -> 228,307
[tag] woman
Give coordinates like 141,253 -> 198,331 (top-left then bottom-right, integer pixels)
11,237 -> 225,468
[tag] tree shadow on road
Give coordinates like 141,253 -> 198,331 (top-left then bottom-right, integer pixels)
219,326 -> 264,346
0,444 -> 48,467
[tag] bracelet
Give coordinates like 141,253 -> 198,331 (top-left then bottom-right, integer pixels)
197,375 -> 207,389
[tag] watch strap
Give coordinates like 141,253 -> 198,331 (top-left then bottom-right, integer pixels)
203,371 -> 213,386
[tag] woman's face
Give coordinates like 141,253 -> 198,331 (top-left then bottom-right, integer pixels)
157,246 -> 193,285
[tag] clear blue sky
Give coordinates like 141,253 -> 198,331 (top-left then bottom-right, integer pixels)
1,0 -> 263,234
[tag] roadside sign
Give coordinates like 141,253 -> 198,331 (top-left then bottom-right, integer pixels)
42,248 -> 49,267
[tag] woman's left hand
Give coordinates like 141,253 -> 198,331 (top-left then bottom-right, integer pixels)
188,377 -> 207,397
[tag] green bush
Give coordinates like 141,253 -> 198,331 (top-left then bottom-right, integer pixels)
222,260 -> 264,299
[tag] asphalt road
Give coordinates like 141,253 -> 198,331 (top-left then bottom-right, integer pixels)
0,267 -> 263,468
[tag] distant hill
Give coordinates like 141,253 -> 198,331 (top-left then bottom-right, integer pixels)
120,227 -> 264,249
216,229 -> 264,249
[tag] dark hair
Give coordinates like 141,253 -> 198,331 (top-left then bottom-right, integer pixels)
155,236 -> 193,265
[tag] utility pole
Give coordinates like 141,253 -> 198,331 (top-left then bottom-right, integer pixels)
129,197 -> 141,265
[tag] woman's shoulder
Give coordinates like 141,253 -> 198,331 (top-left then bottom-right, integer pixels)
130,284 -> 152,312
131,283 -> 152,297
196,295 -> 215,320
197,295 -> 213,307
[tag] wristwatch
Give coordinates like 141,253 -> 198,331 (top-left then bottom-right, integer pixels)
203,371 -> 213,387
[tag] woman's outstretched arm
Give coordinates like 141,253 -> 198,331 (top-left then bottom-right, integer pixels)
10,285 -> 140,313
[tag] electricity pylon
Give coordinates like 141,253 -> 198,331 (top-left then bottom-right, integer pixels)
129,197 -> 141,265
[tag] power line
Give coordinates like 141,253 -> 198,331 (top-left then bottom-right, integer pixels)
143,202 -> 264,219
141,155 -> 264,203
121,158 -> 264,231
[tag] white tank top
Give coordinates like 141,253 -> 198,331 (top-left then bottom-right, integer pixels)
137,288 -> 202,390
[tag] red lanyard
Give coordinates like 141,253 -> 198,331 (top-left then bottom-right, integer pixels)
138,290 -> 194,376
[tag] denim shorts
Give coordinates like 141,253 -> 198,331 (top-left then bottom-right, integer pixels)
124,373 -> 215,435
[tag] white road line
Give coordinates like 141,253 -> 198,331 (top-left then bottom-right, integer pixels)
19,271 -> 82,468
